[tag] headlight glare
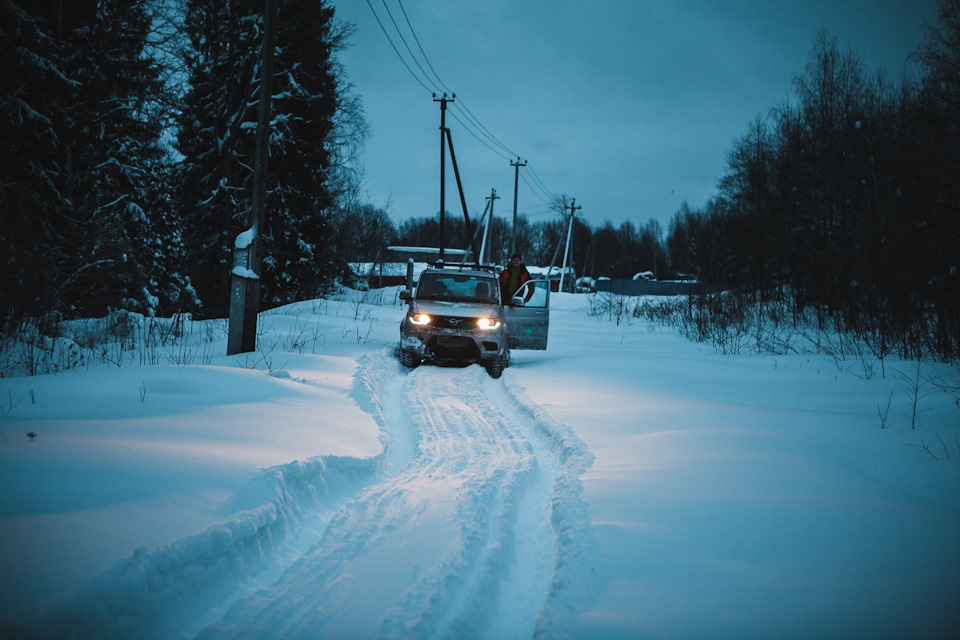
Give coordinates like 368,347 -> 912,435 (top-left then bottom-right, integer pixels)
409,313 -> 431,325
477,317 -> 501,330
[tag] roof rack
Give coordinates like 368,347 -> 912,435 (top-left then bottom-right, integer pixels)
425,261 -> 499,274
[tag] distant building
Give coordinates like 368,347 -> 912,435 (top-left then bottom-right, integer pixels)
386,246 -> 473,264
350,246 -> 475,289
529,265 -> 577,292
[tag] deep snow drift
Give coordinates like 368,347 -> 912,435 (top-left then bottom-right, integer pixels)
1,289 -> 958,639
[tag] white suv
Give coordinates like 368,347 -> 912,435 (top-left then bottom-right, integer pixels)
398,265 -> 550,377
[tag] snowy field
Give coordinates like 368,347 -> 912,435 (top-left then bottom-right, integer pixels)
1,289 -> 958,639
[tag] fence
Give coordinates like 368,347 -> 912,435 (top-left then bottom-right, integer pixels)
595,279 -> 701,296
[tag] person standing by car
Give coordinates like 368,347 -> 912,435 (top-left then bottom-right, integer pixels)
499,252 -> 531,301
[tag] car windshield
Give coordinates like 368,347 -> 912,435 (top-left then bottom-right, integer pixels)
416,273 -> 499,303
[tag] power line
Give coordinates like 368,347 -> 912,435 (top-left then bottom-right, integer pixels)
451,100 -> 518,158
365,0 -> 433,94
370,1 -> 517,160
366,0 -> 560,209
378,0 -> 445,95
520,164 -> 555,204
397,0 -> 453,95
395,0 -> 519,158
525,163 -> 555,201
446,109 -> 512,160
519,171 -> 551,205
519,205 -> 555,217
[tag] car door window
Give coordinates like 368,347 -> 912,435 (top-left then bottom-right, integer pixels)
513,280 -> 548,307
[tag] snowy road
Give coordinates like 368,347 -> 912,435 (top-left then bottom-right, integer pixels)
4,294 -> 959,639
196,351 -> 597,640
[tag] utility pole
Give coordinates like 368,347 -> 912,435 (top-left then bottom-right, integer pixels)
481,188 -> 499,265
560,198 -> 580,293
228,0 -> 278,355
509,157 -> 526,255
434,93 -> 454,262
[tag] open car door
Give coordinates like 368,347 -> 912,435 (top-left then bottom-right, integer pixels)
503,279 -> 550,350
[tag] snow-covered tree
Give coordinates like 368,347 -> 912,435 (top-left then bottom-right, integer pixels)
0,1 -> 70,324
177,0 -> 365,317
1,0 -> 193,324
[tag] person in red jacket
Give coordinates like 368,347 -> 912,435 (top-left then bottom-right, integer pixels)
499,252 -> 531,302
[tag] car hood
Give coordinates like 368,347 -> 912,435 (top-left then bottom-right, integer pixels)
410,300 -> 501,318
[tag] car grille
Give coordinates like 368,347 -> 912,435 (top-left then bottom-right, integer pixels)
432,316 -> 478,330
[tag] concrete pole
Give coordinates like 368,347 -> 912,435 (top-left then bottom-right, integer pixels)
434,94 -> 453,262
559,198 -> 581,293
510,157 -> 526,255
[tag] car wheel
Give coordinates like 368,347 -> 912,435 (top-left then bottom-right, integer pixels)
486,355 -> 506,378
399,348 -> 419,369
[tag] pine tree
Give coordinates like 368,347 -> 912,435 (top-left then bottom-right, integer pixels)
0,1 -> 73,324
56,1 -> 179,317
178,0 -> 365,317
177,0 -> 260,317
1,0 -> 180,323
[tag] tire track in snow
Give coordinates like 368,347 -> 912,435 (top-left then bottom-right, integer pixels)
200,350 -> 598,640
489,373 -> 600,640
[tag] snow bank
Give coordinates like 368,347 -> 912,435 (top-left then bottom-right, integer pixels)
1,290 -> 958,639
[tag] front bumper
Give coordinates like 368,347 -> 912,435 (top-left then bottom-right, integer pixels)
400,323 -> 506,364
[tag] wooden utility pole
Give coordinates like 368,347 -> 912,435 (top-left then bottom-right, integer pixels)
434,93 -> 454,262
510,157 -> 526,255
228,0 -> 278,355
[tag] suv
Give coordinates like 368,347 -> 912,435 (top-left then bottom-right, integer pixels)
398,264 -> 550,377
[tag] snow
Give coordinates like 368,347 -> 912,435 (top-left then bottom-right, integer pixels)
230,266 -> 260,280
234,228 -> 255,250
1,290 -> 958,639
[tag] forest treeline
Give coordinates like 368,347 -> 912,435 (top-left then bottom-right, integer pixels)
679,11 -> 960,362
1,0 -> 364,323
1,1 -> 958,360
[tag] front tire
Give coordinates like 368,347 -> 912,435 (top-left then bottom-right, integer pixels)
399,348 -> 420,369
486,355 -> 506,378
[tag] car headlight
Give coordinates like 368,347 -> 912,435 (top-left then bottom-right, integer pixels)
409,313 -> 431,325
476,317 -> 501,330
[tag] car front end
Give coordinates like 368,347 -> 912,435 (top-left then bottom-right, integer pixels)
400,299 -> 507,366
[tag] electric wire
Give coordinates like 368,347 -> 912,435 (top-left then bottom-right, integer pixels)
453,100 -> 519,158
373,1 -> 520,161
520,170 -> 553,205
517,203 -> 555,217
365,0 -> 434,94
367,0 -> 561,209
396,1 -> 520,159
374,0 -> 519,162
446,109 -> 512,161
378,0 -> 445,95
397,0 -> 454,95
519,161 -> 556,205
526,163 -> 556,202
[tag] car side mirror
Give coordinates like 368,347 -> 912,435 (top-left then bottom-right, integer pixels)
400,289 -> 411,301
511,295 -> 525,306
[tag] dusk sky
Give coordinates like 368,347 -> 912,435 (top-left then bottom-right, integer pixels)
329,0 -> 940,232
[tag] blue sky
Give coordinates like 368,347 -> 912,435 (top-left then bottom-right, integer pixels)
329,0 -> 940,230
